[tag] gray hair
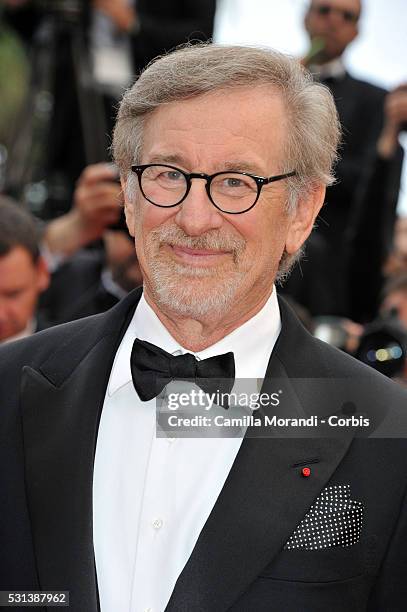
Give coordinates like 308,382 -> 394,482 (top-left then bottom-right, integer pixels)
113,43 -> 340,210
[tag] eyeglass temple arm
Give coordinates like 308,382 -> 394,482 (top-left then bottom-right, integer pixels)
264,170 -> 297,184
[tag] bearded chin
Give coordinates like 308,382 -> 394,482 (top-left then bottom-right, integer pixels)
146,256 -> 245,317
141,225 -> 247,317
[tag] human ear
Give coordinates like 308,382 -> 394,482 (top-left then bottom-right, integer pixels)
285,184 -> 325,255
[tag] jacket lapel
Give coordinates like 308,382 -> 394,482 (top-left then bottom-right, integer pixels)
21,289 -> 142,611
166,297 -> 356,611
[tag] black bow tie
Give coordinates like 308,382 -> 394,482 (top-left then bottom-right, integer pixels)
130,338 -> 235,402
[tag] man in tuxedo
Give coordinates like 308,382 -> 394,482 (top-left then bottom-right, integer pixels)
1,43 -> 407,612
282,0 -> 404,319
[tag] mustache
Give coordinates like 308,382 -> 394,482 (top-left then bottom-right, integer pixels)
149,225 -> 246,255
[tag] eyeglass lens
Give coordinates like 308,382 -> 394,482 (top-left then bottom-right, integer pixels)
140,165 -> 259,213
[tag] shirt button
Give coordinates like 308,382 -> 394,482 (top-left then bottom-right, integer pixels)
152,518 -> 163,530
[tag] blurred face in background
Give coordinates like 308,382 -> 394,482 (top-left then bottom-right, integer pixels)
305,0 -> 361,62
0,246 -> 49,342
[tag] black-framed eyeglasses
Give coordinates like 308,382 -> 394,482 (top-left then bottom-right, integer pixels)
312,3 -> 360,23
130,164 -> 296,214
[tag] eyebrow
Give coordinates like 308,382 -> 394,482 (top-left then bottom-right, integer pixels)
222,161 -> 266,175
146,154 -> 267,176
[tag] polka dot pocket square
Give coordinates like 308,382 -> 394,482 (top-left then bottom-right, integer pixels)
284,484 -> 363,550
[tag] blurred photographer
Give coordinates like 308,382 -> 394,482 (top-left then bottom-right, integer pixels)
43,162 -> 123,258
354,274 -> 407,384
314,272 -> 407,384
3,0 -> 216,217
41,162 -> 142,324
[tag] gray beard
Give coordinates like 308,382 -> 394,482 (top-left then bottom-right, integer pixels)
148,258 -> 246,317
143,225 -> 247,318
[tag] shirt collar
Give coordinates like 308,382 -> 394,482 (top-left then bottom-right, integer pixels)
101,268 -> 128,301
107,288 -> 281,396
309,57 -> 346,81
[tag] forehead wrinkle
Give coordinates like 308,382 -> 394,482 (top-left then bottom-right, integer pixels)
142,91 -> 288,175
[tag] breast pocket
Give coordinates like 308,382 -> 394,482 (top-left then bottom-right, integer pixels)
259,542 -> 364,583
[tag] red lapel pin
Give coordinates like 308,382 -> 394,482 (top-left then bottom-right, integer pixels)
301,467 -> 311,478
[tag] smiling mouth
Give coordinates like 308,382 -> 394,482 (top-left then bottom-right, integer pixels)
166,244 -> 231,265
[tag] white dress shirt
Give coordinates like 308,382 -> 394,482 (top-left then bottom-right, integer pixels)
309,57 -> 347,81
93,289 -> 281,612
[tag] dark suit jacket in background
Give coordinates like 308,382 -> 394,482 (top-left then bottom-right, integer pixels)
130,0 -> 216,74
348,148 -> 405,321
39,249 -> 120,325
1,289 -> 407,611
282,72 -> 403,320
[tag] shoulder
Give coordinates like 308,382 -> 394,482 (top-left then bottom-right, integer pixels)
343,72 -> 387,101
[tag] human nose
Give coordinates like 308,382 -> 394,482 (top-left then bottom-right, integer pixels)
174,178 -> 223,236
327,7 -> 344,25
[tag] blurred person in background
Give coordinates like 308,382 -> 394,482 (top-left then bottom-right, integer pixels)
361,273 -> 407,384
313,269 -> 407,385
0,163 -> 140,337
41,228 -> 142,323
0,195 -> 50,343
41,162 -> 142,323
282,0 -> 404,321
349,84 -> 407,322
2,0 -> 216,219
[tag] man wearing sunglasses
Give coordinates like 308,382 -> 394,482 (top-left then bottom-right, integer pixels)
1,43 -> 407,611
304,0 -> 361,66
283,1 -> 403,322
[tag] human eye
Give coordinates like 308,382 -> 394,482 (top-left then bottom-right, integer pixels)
5,288 -> 24,299
214,173 -> 256,197
154,167 -> 184,187
224,176 -> 246,188
163,170 -> 183,181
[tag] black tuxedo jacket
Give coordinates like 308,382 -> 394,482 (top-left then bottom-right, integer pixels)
1,289 -> 407,611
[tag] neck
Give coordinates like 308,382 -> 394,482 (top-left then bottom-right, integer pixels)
143,286 -> 274,352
